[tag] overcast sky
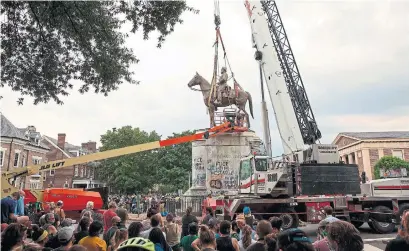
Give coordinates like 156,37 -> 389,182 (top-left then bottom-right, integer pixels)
2,0 -> 409,156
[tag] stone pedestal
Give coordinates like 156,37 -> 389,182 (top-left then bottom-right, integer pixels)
184,131 -> 263,197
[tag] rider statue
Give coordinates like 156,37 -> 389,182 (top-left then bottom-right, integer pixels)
214,66 -> 229,105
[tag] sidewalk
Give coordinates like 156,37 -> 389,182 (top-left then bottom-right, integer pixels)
364,244 -> 383,251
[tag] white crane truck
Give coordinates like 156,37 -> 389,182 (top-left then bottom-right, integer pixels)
209,0 -> 409,234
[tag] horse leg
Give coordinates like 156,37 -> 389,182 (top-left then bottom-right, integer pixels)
238,105 -> 250,128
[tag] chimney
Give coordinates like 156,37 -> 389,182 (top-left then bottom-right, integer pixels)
81,141 -> 97,153
57,133 -> 66,149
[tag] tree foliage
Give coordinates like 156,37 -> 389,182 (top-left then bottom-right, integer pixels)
97,127 -> 194,194
98,126 -> 161,194
1,1 -> 198,105
156,130 -> 195,194
374,156 -> 409,179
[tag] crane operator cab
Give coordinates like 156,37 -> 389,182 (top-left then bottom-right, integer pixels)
239,154 -> 291,198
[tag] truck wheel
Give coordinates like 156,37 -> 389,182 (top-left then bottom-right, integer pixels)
351,221 -> 364,229
370,205 -> 395,234
279,208 -> 299,229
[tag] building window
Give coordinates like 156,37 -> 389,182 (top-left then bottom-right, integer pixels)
32,157 -> 42,165
13,152 -> 21,167
63,182 -> 69,188
74,166 -> 79,176
50,169 -> 55,176
80,168 -> 84,177
392,150 -> 404,160
0,149 -> 5,166
42,172 -> 47,181
22,157 -> 26,167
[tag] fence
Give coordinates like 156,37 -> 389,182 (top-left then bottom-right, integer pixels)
163,196 -> 205,217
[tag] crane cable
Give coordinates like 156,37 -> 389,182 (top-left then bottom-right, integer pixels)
208,0 -> 242,108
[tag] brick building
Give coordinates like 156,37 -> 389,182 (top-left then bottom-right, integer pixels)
42,134 -> 104,188
332,132 -> 409,180
0,114 -> 50,189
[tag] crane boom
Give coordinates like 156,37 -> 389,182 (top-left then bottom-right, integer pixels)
1,121 -> 241,197
245,0 -> 304,155
260,0 -> 321,145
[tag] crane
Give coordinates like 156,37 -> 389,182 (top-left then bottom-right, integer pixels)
244,0 -> 335,164
1,120 -> 245,199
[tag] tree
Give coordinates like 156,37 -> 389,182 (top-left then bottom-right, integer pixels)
98,126 -> 161,193
1,1 -> 198,105
374,156 -> 409,179
155,130 -> 195,194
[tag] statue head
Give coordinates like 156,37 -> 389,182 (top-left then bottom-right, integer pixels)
221,67 -> 227,73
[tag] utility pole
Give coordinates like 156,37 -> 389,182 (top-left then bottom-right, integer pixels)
255,51 -> 272,157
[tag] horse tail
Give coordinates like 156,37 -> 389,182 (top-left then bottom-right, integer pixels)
246,91 -> 254,119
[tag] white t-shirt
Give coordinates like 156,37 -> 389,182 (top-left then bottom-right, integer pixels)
238,239 -> 256,251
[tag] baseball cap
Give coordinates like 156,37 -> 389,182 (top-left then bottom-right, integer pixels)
58,227 -> 74,242
236,214 -> 245,222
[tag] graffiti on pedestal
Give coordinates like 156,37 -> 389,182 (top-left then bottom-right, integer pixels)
193,157 -> 205,171
193,173 -> 206,187
207,160 -> 237,190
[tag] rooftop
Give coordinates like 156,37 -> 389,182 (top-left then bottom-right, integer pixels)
340,131 -> 409,140
1,113 -> 50,150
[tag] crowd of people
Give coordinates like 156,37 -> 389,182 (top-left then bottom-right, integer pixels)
2,194 -> 409,251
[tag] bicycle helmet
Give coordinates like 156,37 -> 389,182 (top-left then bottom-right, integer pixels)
117,237 -> 155,251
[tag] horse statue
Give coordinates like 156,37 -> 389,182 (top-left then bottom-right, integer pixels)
187,72 -> 254,128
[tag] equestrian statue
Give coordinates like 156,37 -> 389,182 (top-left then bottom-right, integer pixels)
187,72 -> 254,128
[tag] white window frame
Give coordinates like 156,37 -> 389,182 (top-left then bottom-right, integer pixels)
32,156 -> 42,165
74,166 -> 79,176
13,150 -> 21,168
0,148 -> 6,167
80,168 -> 84,177
392,150 -> 404,160
42,171 -> 47,181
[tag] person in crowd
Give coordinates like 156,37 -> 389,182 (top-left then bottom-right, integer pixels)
181,207 -> 198,238
143,208 -> 158,231
216,220 -> 240,251
79,221 -> 107,251
313,219 -> 332,251
164,213 -> 180,251
104,201 -> 118,233
60,218 -> 74,229
68,245 -> 88,251
247,220 -> 277,251
54,226 -> 75,251
322,206 -> 339,223
238,225 -> 255,251
116,207 -> 129,229
104,216 -> 121,247
15,190 -> 26,217
326,221 -> 364,251
149,227 -> 171,251
108,228 -> 129,251
44,225 -> 60,249
201,207 -> 214,225
55,201 -> 66,221
195,225 -> 217,251
235,214 -> 255,240
81,201 -> 95,218
180,222 -> 198,251
74,216 -> 91,245
386,209 -> 409,250
243,207 -> 254,227
1,191 -> 29,225
230,220 -> 240,241
31,224 -> 51,250
129,221 -> 144,238
276,228 -> 313,251
207,218 -> 220,239
269,217 -> 283,237
141,214 -> 166,239
1,223 -> 27,251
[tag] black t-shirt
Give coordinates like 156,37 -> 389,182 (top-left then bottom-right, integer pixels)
1,197 -> 16,224
385,238 -> 409,251
247,242 -> 266,251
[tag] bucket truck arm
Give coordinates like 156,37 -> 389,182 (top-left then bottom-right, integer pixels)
1,121 -> 241,197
